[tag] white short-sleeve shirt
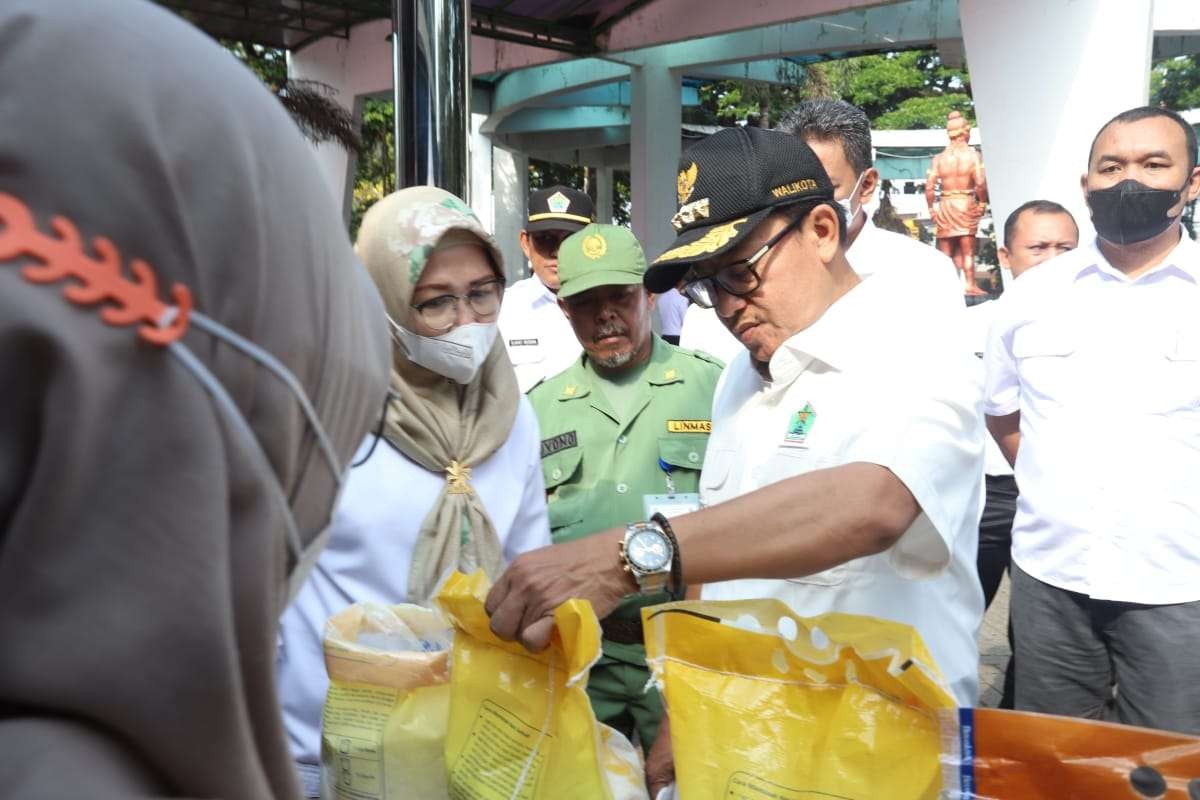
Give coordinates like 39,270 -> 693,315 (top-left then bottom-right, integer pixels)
700,265 -> 985,706
965,300 -> 1014,477
984,233 -> 1200,605
276,397 -> 552,793
498,276 -> 581,392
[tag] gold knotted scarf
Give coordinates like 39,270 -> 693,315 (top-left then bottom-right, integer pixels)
356,186 -> 519,604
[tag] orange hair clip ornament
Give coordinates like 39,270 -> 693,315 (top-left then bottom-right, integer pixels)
0,192 -> 191,345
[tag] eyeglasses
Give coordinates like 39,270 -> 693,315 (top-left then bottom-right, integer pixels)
530,230 -> 571,257
680,217 -> 803,309
411,278 -> 505,332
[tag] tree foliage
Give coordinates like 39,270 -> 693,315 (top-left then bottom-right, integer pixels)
350,98 -> 396,235
1151,55 -> 1200,111
696,50 -> 973,130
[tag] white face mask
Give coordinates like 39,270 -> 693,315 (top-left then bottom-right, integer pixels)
389,319 -> 499,385
836,170 -> 870,222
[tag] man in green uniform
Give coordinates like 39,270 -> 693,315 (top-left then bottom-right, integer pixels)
527,223 -> 724,749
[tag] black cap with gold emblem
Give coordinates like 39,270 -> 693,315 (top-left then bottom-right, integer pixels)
526,184 -> 595,233
644,127 -> 836,293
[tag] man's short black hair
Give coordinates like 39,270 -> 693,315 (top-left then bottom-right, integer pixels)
1003,200 -> 1078,248
777,100 -> 873,176
1088,106 -> 1198,173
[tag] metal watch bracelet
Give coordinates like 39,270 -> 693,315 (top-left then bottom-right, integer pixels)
650,512 -> 683,600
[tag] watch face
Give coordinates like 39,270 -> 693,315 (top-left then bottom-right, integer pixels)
627,529 -> 671,572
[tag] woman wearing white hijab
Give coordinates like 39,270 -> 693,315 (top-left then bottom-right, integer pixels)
277,186 -> 552,795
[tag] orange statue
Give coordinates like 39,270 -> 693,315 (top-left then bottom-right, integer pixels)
925,111 -> 989,296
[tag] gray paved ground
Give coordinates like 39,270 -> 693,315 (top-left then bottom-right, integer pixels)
977,574 -> 1011,708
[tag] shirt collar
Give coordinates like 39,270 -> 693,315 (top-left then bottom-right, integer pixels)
1076,230 -> 1200,284
766,273 -> 883,384
845,217 -> 882,277
532,277 -> 558,306
579,336 -> 680,387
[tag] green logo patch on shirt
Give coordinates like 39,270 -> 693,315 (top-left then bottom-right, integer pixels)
784,403 -> 816,445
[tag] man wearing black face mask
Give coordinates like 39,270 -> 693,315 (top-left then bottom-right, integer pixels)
983,106 -> 1200,734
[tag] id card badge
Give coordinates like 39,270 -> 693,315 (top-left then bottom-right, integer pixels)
643,493 -> 701,519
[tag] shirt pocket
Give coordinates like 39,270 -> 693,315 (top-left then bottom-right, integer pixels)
1155,329 -> 1200,414
1011,322 -> 1076,407
698,447 -> 737,504
542,449 -> 585,537
658,433 -> 708,477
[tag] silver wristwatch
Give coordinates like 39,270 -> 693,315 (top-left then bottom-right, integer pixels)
619,521 -> 674,594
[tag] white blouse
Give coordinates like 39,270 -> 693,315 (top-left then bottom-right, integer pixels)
276,396 -> 551,792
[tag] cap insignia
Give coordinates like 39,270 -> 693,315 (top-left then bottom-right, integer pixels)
671,197 -> 710,231
655,217 -> 748,263
677,162 -> 698,205
563,385 -> 577,397
547,191 -> 571,214
663,368 -> 677,381
582,233 -> 607,260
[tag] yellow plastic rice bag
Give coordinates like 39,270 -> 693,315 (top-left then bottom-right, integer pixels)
642,598 -> 956,800
436,570 -> 649,800
320,603 -> 454,800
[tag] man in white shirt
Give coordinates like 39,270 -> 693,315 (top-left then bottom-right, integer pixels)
498,185 -> 593,391
968,199 -> 1078,710
680,99 -> 963,361
984,106 -> 1200,734
485,128 -> 986,793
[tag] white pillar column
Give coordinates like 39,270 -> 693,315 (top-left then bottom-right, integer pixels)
470,112 -> 494,230
492,147 -> 529,283
630,61 -> 682,261
595,166 -> 615,224
631,61 -> 683,334
960,0 -> 1153,253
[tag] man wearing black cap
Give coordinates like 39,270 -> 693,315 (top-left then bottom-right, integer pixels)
498,184 -> 595,392
484,129 -> 986,790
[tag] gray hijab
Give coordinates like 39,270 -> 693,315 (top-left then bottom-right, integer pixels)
0,1 -> 390,798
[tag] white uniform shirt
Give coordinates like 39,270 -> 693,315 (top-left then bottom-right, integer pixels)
656,288 -> 689,337
984,233 -> 1200,605
276,398 -> 552,794
965,300 -> 1014,477
679,218 -> 965,365
700,265 -> 985,706
498,276 -> 581,392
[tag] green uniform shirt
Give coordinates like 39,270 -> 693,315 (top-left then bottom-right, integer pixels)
528,335 -> 724,664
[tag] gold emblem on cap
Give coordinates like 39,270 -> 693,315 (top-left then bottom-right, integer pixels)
655,217 -> 748,263
677,162 -> 698,205
563,385 -> 577,397
663,368 -> 677,381
582,233 -> 607,260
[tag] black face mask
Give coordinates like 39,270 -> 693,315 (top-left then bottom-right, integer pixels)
1087,178 -> 1188,246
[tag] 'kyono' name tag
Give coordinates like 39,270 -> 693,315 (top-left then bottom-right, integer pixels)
540,430 -> 577,458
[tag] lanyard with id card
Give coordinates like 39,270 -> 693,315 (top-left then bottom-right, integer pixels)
644,457 -> 701,519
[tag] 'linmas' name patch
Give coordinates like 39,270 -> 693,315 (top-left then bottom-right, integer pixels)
541,430 -> 578,458
667,420 -> 712,433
